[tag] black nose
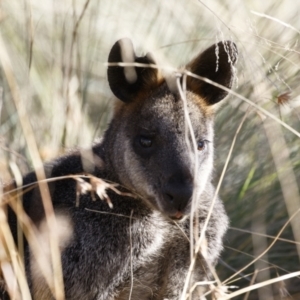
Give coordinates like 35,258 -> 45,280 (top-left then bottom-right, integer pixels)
163,172 -> 193,212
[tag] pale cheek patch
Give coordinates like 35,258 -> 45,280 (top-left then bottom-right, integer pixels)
141,211 -> 168,259
196,157 -> 213,194
188,142 -> 214,200
123,140 -> 158,204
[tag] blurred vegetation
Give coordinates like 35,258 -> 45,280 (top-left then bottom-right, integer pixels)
0,0 -> 300,299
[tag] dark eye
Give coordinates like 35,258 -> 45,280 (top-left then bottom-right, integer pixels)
197,140 -> 205,151
139,136 -> 152,148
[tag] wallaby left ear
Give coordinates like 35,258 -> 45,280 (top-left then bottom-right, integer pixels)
186,41 -> 238,105
107,38 -> 159,103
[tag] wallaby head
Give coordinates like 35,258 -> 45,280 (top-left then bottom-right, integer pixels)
105,38 -> 237,220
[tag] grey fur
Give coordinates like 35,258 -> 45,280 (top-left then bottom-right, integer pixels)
6,39 -> 238,299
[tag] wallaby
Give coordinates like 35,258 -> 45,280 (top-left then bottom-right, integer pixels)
4,38 -> 237,299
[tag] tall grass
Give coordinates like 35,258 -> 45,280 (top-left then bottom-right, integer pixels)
0,0 -> 300,299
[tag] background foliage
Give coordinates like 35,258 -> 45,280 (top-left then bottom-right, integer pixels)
0,0 -> 300,299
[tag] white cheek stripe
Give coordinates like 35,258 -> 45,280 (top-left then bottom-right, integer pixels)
142,211 -> 168,259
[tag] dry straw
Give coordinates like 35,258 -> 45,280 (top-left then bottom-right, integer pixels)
0,0 -> 300,299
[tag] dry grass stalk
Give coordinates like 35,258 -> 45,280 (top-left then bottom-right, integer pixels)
223,207 -> 300,287
0,32 -> 65,299
0,207 -> 31,299
185,70 -> 300,138
1,1 -> 300,298
223,270 -> 300,299
250,11 -> 300,34
243,269 -> 258,300
230,227 -> 300,246
3,188 -> 57,297
128,210 -> 134,300
61,0 -> 92,147
263,117 -> 300,260
179,78 -> 249,298
224,245 -> 300,284
74,174 -> 135,208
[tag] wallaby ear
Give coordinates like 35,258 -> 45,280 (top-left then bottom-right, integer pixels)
107,38 -> 159,103
186,41 -> 238,105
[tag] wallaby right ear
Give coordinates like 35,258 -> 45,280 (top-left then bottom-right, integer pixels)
186,41 -> 238,105
107,38 -> 159,103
